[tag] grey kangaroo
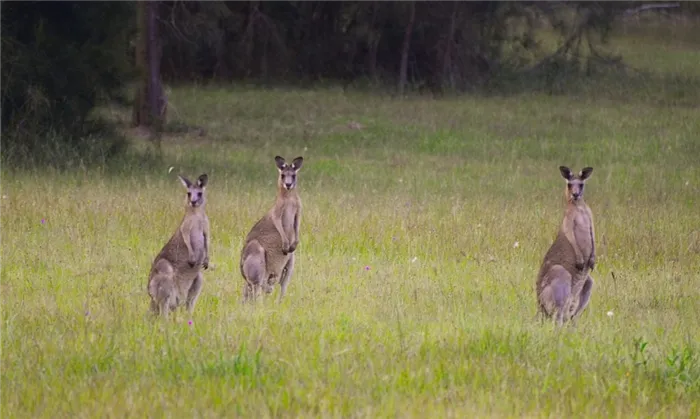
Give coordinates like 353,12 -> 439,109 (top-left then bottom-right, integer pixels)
148,174 -> 210,318
240,156 -> 303,302
536,166 -> 596,325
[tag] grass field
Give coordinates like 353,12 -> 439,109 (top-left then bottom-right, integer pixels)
2,20 -> 700,418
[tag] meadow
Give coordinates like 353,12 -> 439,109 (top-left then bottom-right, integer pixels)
2,19 -> 700,418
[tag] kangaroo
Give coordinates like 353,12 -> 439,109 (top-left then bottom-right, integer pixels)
148,174 -> 210,318
240,156 -> 303,302
536,166 -> 596,325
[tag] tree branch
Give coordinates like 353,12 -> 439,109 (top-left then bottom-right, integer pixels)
623,3 -> 680,17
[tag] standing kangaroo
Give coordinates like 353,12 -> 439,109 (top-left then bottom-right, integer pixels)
536,166 -> 596,325
240,156 -> 303,302
148,174 -> 210,318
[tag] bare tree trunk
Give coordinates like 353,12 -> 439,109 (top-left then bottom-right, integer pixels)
398,1 -> 416,96
367,1 -> 380,82
148,1 -> 164,135
133,1 -> 166,149
368,37 -> 380,81
442,2 -> 458,90
132,2 -> 147,128
241,1 -> 258,77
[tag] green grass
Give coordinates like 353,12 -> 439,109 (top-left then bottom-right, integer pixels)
2,22 -> 700,418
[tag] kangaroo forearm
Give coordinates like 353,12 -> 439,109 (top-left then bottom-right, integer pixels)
273,219 -> 287,241
293,213 -> 300,243
564,229 -> 583,262
204,223 -> 211,254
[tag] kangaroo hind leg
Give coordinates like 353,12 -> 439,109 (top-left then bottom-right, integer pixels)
538,265 -> 572,326
241,241 -> 266,303
149,259 -> 176,318
278,254 -> 295,302
572,274 -> 594,320
185,271 -> 204,314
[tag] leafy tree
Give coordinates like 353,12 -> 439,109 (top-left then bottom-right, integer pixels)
1,1 -> 134,164
154,1 -> 642,91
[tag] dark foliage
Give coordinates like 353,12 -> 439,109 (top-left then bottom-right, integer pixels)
1,1 -> 692,167
1,1 -> 134,165
156,1 -> 638,90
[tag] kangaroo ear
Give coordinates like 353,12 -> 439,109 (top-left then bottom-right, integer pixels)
178,175 -> 192,189
559,166 -> 573,181
197,174 -> 208,188
291,156 -> 304,171
275,156 -> 286,171
579,167 -> 593,180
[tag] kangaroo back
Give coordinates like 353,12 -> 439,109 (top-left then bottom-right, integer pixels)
537,231 -> 577,294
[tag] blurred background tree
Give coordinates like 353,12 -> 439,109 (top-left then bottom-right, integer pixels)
132,1 -> 167,153
1,1 -> 134,164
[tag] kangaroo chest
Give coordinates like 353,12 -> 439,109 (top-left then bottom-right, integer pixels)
572,209 -> 593,261
278,201 -> 298,237
181,215 -> 207,256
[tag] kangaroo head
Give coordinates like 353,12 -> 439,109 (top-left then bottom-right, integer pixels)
559,166 -> 592,203
178,174 -> 208,208
275,156 -> 303,191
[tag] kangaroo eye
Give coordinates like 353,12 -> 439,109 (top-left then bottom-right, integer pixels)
198,192 -> 202,198
187,192 -> 191,197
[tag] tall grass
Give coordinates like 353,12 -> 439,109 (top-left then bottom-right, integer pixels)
2,21 -> 700,418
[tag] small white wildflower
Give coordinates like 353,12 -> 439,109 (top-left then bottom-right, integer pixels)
411,257 -> 418,263
168,166 -> 174,174
607,311 -> 614,317
398,178 -> 403,183
1,195 -> 6,199
513,241 -> 520,248
685,181 -> 689,186
304,146 -> 308,151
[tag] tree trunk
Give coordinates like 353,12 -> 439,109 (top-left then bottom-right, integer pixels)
242,1 -> 259,77
398,1 -> 416,96
367,1 -> 380,82
442,2 -> 458,90
132,1 -> 166,143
